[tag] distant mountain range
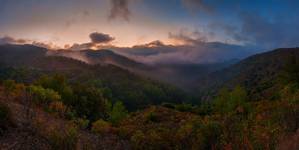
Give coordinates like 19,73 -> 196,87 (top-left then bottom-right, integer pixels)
1,44 -> 299,101
46,47 -> 237,89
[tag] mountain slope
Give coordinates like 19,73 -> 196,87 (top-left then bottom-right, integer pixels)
0,44 -> 188,110
47,48 -> 231,90
197,47 -> 299,100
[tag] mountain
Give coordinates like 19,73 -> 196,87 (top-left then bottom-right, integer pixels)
47,48 -> 233,90
47,49 -> 146,70
1,44 -> 298,150
0,44 -> 188,110
197,47 -> 299,100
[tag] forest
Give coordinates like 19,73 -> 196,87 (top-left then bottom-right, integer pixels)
0,46 -> 298,150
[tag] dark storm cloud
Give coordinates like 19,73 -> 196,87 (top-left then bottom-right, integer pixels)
109,0 -> 131,21
89,32 -> 115,43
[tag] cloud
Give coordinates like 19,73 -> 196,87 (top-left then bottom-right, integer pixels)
168,29 -> 207,45
181,0 -> 212,13
0,36 -> 63,49
89,32 -> 115,43
107,0 -> 212,21
208,12 -> 299,49
109,0 -> 131,21
68,32 -> 115,50
116,41 -> 254,64
68,42 -> 95,51
235,13 -> 299,49
0,36 -> 29,45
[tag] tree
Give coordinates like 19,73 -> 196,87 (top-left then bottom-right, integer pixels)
108,101 -> 128,125
3,79 -> 16,99
35,74 -> 73,105
214,88 -> 230,113
214,86 -> 248,113
281,53 -> 299,85
27,85 -> 61,105
71,84 -> 108,121
91,119 -> 111,135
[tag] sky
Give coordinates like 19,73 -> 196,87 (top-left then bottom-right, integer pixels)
0,0 -> 299,63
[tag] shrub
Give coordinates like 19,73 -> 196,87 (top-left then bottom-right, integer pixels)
3,79 -> 16,97
91,119 -> 111,135
48,123 -> 78,150
130,130 -> 146,150
193,121 -> 222,150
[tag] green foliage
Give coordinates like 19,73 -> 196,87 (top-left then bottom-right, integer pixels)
3,79 -> 16,97
214,86 -> 249,114
27,85 -> 61,105
108,101 -> 128,125
91,119 -> 111,135
71,84 -> 108,122
35,74 -> 73,106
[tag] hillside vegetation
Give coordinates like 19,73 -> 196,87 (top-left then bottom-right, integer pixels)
0,45 -> 298,149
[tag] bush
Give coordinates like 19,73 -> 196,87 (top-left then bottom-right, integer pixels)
193,121 -> 222,150
130,130 -> 146,150
3,79 -> 16,97
91,119 -> 111,135
48,123 -> 78,150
